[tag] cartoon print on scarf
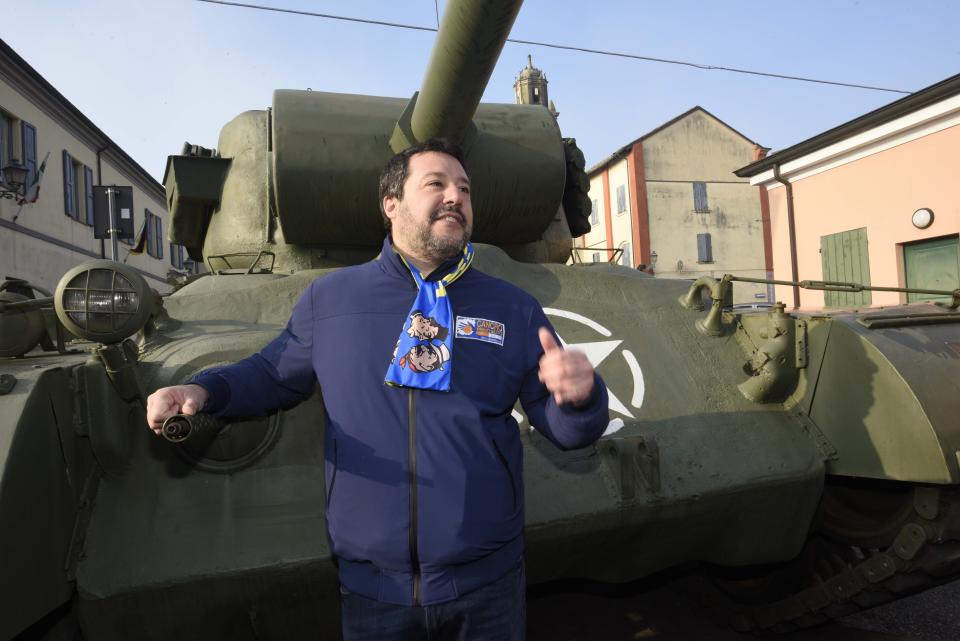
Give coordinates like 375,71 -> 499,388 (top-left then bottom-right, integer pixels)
406,311 -> 449,342
398,343 -> 451,373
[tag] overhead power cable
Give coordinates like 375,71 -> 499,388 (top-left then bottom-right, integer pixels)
195,0 -> 912,95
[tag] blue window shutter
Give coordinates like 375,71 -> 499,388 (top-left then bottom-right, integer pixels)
157,217 -> 164,259
145,210 -> 154,256
0,117 -> 6,182
170,242 -> 176,267
0,115 -> 11,180
697,233 -> 713,262
62,150 -> 75,218
693,182 -> 709,213
22,122 -> 37,187
84,166 -> 94,225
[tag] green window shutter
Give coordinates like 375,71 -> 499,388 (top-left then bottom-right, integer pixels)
904,236 -> 959,302
820,227 -> 872,307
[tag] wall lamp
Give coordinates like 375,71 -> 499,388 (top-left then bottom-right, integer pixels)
0,163 -> 28,200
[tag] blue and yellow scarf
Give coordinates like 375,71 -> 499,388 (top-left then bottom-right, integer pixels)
385,243 -> 474,391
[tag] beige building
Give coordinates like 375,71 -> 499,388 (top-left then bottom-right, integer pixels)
0,38 -> 193,295
578,107 -> 772,304
736,73 -> 960,309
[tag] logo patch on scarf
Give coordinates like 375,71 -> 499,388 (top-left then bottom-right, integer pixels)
455,316 -> 505,346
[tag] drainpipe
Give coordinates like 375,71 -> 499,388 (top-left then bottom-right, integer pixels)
772,165 -> 800,309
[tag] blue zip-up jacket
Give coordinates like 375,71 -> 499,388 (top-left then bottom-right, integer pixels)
192,238 -> 609,606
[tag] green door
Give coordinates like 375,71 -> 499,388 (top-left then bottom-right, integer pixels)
820,228 -> 872,307
904,235 -> 960,302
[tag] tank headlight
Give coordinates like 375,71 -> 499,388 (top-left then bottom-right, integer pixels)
54,261 -> 153,344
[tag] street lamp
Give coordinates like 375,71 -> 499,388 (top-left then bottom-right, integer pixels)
0,163 -> 28,200
650,250 -> 658,266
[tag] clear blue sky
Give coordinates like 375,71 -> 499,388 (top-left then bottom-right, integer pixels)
4,0 -> 959,182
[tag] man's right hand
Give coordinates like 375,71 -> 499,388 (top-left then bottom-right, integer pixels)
146,384 -> 209,435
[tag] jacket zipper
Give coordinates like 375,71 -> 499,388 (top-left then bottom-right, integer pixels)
492,439 -> 517,512
326,438 -> 338,505
407,389 -> 421,606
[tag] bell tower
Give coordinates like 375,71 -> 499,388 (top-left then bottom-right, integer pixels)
514,55 -> 558,118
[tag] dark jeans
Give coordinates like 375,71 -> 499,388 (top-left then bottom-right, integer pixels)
340,561 -> 526,641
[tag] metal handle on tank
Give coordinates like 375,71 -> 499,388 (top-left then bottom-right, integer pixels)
161,413 -> 224,443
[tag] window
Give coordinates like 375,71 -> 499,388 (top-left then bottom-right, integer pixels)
697,233 -> 713,263
62,150 -> 94,225
1,113 -> 37,187
592,252 -> 600,263
590,198 -> 599,225
621,243 -> 632,267
693,181 -> 709,213
146,209 -> 163,258
616,185 -> 627,214
83,167 -> 94,225
0,113 -> 12,182
170,243 -> 186,270
22,122 -> 37,189
532,86 -> 540,104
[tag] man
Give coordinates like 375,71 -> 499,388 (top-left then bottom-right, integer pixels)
147,139 -> 609,640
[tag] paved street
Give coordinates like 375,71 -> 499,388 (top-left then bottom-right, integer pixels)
528,572 -> 960,641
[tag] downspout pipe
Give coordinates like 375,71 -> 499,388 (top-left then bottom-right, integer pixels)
772,164 -> 800,308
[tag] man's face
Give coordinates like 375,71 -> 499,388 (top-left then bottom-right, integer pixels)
383,151 -> 474,264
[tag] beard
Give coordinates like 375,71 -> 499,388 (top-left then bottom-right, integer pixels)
400,204 -> 472,262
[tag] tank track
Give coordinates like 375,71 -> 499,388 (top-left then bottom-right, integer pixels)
560,137 -> 592,238
728,485 -> 960,632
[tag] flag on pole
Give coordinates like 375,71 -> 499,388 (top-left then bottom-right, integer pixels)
125,220 -> 148,261
17,151 -> 49,206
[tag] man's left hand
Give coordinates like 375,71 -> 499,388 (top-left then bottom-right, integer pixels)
537,327 -> 596,407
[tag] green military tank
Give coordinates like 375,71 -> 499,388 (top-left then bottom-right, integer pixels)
2,0 -> 959,638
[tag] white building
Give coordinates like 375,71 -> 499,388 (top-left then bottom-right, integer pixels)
0,38 -> 194,295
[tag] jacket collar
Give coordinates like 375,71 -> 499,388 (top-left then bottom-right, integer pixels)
379,235 -> 467,283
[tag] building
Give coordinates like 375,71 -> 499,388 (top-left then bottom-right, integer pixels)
0,38 -> 194,295
514,55 -> 558,118
736,74 -> 960,309
579,107 -> 772,304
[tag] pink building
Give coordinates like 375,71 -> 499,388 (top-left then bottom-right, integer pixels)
736,74 -> 960,309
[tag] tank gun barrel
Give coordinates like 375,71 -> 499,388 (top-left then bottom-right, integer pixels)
398,0 -> 524,147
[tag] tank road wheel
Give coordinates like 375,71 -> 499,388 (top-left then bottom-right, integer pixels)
699,479 -> 960,632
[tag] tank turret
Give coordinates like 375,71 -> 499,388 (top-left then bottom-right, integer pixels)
163,0 -> 591,274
